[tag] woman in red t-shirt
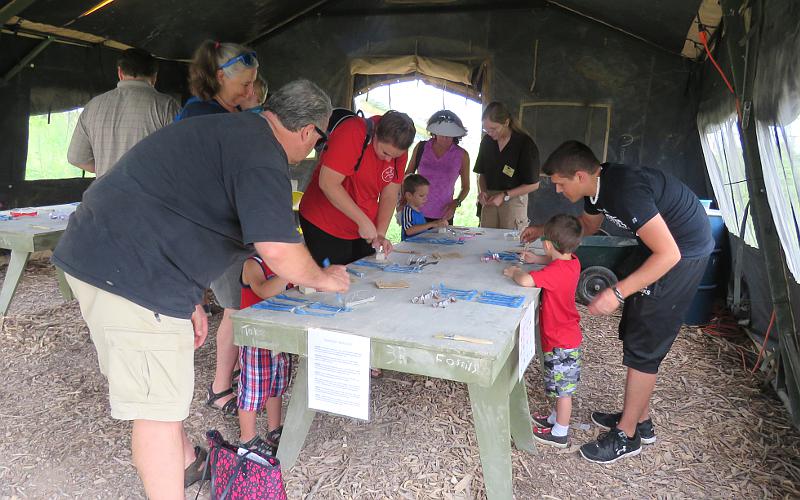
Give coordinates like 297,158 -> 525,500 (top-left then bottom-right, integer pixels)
299,111 -> 416,265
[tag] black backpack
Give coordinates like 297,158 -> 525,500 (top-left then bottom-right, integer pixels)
315,108 -> 375,172
411,140 -> 428,173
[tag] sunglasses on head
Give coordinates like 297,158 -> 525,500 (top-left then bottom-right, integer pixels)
219,51 -> 257,70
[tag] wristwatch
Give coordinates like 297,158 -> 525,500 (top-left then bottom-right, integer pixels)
503,191 -> 511,202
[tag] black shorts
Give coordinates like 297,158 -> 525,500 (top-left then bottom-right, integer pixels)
619,254 -> 709,374
299,215 -> 375,266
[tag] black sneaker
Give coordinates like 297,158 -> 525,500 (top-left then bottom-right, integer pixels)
532,412 -> 554,429
591,411 -> 657,444
532,425 -> 568,448
579,428 -> 641,464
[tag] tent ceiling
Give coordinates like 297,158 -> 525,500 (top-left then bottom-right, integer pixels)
550,0 -> 702,54
9,0 -> 326,59
6,0 -> 704,59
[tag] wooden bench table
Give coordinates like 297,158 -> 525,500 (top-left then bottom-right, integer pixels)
233,228 -> 541,499
0,204 -> 78,315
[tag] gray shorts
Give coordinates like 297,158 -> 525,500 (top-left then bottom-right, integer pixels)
210,256 -> 247,310
543,347 -> 583,398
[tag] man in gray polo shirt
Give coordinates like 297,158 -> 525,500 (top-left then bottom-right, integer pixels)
67,48 -> 179,177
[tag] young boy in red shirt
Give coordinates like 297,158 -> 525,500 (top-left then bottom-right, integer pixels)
503,214 -> 583,448
237,256 -> 292,456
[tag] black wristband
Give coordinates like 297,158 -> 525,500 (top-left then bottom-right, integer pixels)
612,286 -> 625,304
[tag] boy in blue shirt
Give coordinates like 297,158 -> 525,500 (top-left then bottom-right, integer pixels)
400,174 -> 448,240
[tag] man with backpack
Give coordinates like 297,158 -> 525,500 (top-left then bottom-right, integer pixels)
299,109 -> 416,265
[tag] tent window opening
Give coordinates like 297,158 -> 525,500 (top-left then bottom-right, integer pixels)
756,114 -> 800,282
698,112 -> 758,248
353,79 -> 482,243
25,108 -> 93,180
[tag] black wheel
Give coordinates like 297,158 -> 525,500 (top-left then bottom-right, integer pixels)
576,266 -> 618,305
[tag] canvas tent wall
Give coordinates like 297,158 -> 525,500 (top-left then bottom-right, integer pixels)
1,0 -> 798,423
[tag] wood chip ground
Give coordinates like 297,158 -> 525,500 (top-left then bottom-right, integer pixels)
0,259 -> 798,499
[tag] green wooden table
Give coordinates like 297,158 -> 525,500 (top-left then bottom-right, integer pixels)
233,228 -> 541,499
0,204 -> 78,315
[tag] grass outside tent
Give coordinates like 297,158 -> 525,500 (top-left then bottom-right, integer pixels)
25,109 -> 93,181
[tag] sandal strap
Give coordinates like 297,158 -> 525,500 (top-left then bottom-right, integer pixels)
240,435 -> 273,458
207,383 -> 234,403
206,383 -> 239,416
220,397 -> 239,416
265,426 -> 283,447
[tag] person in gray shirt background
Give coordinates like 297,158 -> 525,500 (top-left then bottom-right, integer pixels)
67,48 -> 180,177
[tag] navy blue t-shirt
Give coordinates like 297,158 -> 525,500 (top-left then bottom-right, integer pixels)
174,97 -> 228,122
400,205 -> 428,241
53,113 -> 302,318
584,163 -> 713,259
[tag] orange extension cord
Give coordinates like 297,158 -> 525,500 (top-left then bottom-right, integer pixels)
750,310 -> 776,374
699,307 -> 776,373
698,28 -> 742,120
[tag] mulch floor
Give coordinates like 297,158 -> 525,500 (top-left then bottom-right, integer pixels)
0,258 -> 798,499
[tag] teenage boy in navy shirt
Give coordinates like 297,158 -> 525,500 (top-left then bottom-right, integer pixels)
522,140 -> 713,464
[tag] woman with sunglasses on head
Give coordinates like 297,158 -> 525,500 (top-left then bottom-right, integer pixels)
404,110 -> 470,225
474,101 -> 540,230
174,40 -> 260,418
175,40 -> 259,121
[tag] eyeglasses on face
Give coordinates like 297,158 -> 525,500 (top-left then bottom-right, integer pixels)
220,52 -> 258,70
313,125 -> 328,144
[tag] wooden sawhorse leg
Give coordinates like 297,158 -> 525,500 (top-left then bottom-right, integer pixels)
55,267 -> 74,301
468,352 -> 537,499
509,377 -> 536,453
0,250 -> 30,316
276,358 -> 317,469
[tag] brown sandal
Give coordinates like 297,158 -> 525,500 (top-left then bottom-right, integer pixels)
206,383 -> 238,416
183,446 -> 208,488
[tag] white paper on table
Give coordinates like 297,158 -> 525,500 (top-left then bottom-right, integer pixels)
518,301 -> 537,381
307,327 -> 371,421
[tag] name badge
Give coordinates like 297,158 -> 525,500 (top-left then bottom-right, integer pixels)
502,164 -> 515,177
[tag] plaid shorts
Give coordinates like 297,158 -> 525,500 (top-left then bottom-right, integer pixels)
237,346 -> 293,412
543,347 -> 583,398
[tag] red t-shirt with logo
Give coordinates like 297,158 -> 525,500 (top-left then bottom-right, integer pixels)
529,256 -> 582,352
299,115 -> 406,239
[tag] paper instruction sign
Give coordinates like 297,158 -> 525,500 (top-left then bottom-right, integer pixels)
307,328 -> 371,420
518,301 -> 537,381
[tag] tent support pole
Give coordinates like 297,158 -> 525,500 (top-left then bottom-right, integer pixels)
720,0 -> 800,426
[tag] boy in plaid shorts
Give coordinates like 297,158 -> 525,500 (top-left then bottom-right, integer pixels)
503,214 -> 583,448
238,255 -> 293,456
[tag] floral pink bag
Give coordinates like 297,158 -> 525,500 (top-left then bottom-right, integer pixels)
200,429 -> 287,500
